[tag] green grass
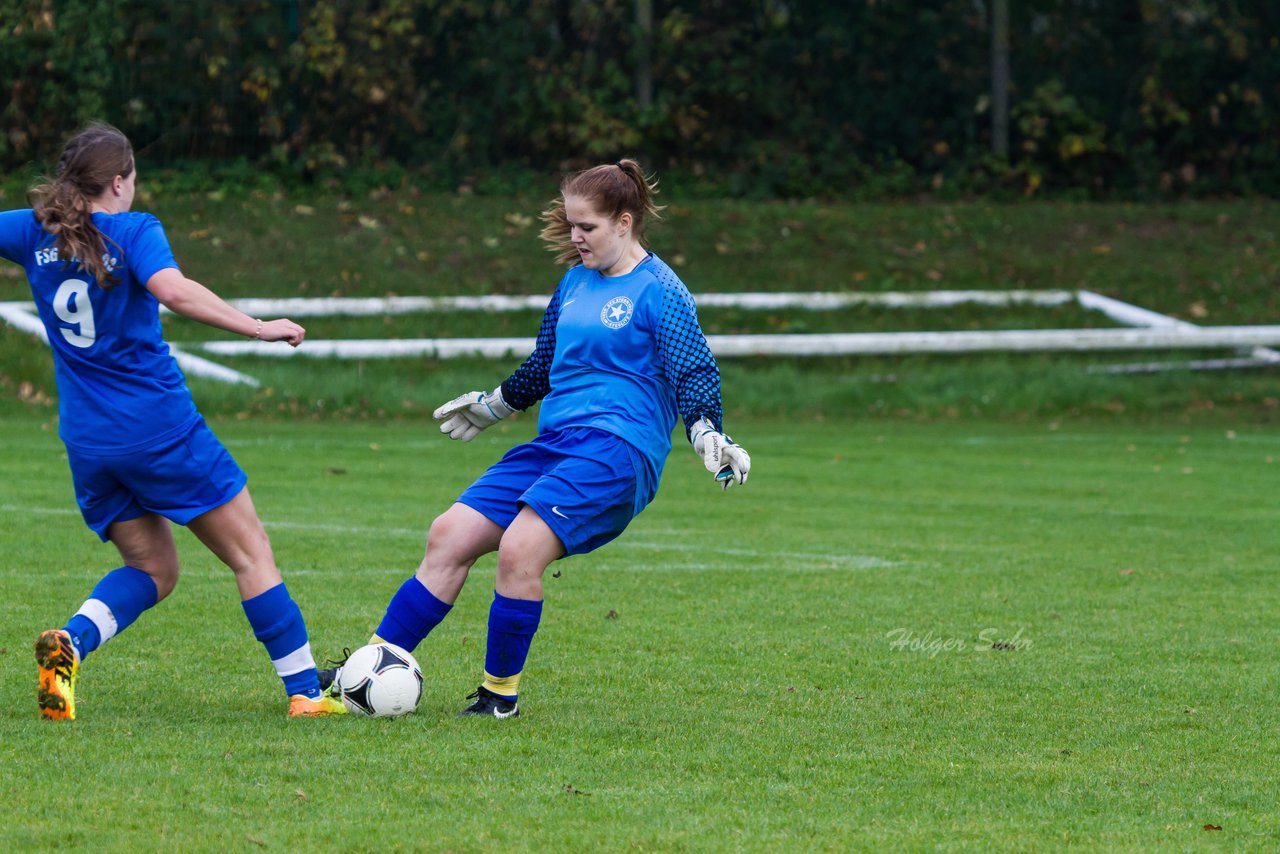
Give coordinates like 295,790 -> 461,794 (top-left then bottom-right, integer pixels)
1,413 -> 1277,850
2,192 -> 1279,847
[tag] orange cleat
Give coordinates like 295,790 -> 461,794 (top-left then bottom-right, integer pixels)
35,629 -> 80,721
288,693 -> 348,717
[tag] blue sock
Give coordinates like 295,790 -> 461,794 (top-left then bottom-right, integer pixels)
63,566 -> 158,662
374,576 -> 453,652
482,592 -> 543,700
242,583 -> 320,699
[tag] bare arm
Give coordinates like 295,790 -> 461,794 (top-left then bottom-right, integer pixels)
145,267 -> 305,347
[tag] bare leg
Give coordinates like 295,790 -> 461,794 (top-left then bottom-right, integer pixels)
415,502 -> 505,603
106,513 -> 181,600
185,487 -> 281,600
494,506 -> 565,600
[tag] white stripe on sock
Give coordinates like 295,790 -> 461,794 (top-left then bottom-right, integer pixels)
74,599 -> 119,644
272,642 -> 316,678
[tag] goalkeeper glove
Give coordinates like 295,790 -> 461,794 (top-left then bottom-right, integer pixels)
433,388 -> 514,442
690,416 -> 751,490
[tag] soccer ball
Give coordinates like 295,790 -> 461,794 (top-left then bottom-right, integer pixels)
335,642 -> 423,717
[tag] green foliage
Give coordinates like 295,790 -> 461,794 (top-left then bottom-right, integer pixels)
0,0 -> 125,167
1012,80 -> 1114,197
1126,2 -> 1280,194
1,1 -> 1277,197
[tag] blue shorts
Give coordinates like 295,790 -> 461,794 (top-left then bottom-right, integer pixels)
66,417 -> 247,542
458,427 -> 654,557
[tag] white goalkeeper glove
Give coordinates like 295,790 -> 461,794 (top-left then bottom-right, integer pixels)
433,388 -> 514,442
689,416 -> 751,490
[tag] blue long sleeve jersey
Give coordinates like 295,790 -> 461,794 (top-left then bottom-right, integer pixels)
500,253 -> 724,488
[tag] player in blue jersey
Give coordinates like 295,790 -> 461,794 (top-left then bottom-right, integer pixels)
0,123 -> 345,719
322,159 -> 751,717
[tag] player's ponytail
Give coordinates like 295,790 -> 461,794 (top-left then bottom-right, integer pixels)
29,122 -> 133,288
540,158 -> 665,266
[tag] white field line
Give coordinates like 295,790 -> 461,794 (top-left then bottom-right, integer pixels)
0,504 -> 426,539
616,539 -> 903,568
0,503 -> 78,517
0,503 -> 893,569
264,519 -> 424,539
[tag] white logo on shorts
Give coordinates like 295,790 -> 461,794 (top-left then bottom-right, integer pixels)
601,296 -> 634,329
551,506 -> 569,519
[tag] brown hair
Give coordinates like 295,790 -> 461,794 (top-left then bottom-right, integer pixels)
539,158 -> 665,266
28,122 -> 134,287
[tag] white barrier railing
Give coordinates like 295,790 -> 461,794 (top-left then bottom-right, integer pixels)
2,290 -> 1276,382
196,325 -> 1280,360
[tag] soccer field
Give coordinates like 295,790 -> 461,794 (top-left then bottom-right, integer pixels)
1,413 -> 1277,851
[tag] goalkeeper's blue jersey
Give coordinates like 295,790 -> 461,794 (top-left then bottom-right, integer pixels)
499,252 -> 723,488
0,208 -> 198,453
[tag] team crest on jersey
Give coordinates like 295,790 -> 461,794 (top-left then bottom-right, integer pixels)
601,296 -> 634,329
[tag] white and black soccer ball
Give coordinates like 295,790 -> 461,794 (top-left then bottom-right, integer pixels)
335,642 -> 423,717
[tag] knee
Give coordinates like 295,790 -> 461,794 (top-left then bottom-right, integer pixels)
494,532 -> 552,581
140,559 -> 180,602
494,551 -> 546,600
421,515 -> 473,579
425,512 -> 475,562
425,512 -> 452,546
495,549 -> 545,580
496,520 -> 560,576
131,544 -> 181,601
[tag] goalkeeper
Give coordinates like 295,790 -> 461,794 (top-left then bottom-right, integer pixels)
327,158 -> 750,717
